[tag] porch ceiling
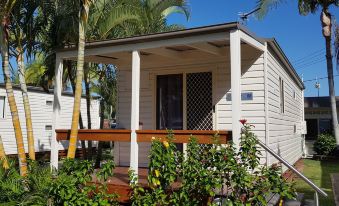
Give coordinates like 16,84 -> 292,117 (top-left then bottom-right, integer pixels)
66,41 -> 263,69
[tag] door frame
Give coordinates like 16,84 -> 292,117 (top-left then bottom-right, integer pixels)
151,67 -> 216,131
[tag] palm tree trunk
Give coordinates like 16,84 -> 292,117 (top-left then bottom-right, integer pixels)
0,17 -> 27,175
84,63 -> 93,160
95,100 -> 105,168
66,60 -> 87,159
17,46 -> 35,160
0,135 -> 9,169
67,1 -> 90,158
67,0 -> 91,158
321,10 -> 339,145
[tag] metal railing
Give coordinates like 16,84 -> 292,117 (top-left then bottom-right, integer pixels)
257,139 -> 327,206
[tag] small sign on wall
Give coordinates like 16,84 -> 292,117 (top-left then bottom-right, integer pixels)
226,92 -> 253,101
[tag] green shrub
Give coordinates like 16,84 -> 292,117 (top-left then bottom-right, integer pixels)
50,158 -> 119,206
130,122 -> 295,205
0,158 -> 119,206
314,133 -> 337,156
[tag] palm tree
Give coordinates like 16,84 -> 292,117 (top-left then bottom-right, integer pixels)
0,0 -> 28,176
67,0 -> 93,158
89,0 -> 190,40
9,0 -> 44,160
0,135 -> 9,169
256,0 -> 339,145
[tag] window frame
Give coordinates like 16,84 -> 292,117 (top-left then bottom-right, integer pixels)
279,77 -> 285,114
0,96 -> 6,119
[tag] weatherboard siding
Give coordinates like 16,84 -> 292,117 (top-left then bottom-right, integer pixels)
215,56 -> 266,144
266,48 -> 303,167
0,88 -> 99,155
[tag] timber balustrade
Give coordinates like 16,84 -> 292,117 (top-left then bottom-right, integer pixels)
55,129 -> 231,144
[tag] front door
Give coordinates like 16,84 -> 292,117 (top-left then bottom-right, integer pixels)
156,72 -> 213,137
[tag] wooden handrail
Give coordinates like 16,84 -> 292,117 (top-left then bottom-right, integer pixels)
56,129 -> 131,141
55,129 -> 232,144
136,130 -> 231,144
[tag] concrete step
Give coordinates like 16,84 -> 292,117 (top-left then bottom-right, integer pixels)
302,199 -> 315,206
284,193 -> 304,206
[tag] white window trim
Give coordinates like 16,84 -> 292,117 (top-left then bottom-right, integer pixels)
279,77 -> 285,114
0,96 -> 6,119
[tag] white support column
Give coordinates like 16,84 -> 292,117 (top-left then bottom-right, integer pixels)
51,56 -> 63,169
264,43 -> 270,166
130,50 -> 140,174
230,30 -> 242,147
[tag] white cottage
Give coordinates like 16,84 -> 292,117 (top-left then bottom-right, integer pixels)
0,84 -> 100,155
53,22 -> 305,172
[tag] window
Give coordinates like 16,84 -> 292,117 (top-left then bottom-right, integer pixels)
279,77 -> 285,113
0,96 -> 5,118
293,90 -> 297,100
46,100 -> 53,106
45,125 -> 52,130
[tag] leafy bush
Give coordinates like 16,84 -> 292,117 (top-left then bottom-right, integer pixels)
130,122 -> 295,205
0,158 -> 119,206
314,133 -> 337,156
50,158 -> 119,206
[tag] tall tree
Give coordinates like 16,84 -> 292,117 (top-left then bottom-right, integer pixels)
256,0 -> 339,145
0,0 -> 28,176
89,0 -> 190,40
67,0 -> 92,158
9,0 -> 44,160
0,135 -> 9,169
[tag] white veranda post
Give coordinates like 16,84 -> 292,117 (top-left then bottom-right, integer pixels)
130,50 -> 140,174
51,56 -> 63,169
230,30 -> 242,147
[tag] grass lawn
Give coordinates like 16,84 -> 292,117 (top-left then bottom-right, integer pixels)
294,159 -> 339,205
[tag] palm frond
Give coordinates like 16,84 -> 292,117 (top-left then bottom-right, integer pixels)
255,0 -> 285,20
97,6 -> 140,39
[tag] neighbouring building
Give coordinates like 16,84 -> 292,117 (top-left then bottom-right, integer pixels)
304,96 -> 339,155
0,84 -> 100,155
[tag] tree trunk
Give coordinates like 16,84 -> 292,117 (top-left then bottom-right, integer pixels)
17,46 -> 35,160
321,10 -> 339,145
67,0 -> 90,159
95,100 -> 105,168
66,60 -> 87,159
0,135 -> 9,169
84,63 -> 93,160
0,17 -> 27,175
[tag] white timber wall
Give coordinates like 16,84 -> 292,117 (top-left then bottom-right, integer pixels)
216,56 -> 266,142
0,87 -> 100,155
266,48 -> 303,167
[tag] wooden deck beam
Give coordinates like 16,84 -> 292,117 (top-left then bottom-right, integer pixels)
56,129 -> 131,141
136,130 -> 231,144
56,129 -> 232,144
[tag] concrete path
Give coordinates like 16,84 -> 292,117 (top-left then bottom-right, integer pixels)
331,173 -> 339,205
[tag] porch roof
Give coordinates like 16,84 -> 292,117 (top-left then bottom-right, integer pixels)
56,22 -> 263,52
55,21 -> 304,89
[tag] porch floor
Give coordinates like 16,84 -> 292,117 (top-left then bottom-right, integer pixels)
98,167 -> 149,203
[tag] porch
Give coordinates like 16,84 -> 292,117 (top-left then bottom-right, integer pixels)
51,22 -> 266,172
56,129 -> 231,203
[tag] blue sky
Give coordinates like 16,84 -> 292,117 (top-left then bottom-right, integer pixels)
167,0 -> 339,97
1,1 -> 338,97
